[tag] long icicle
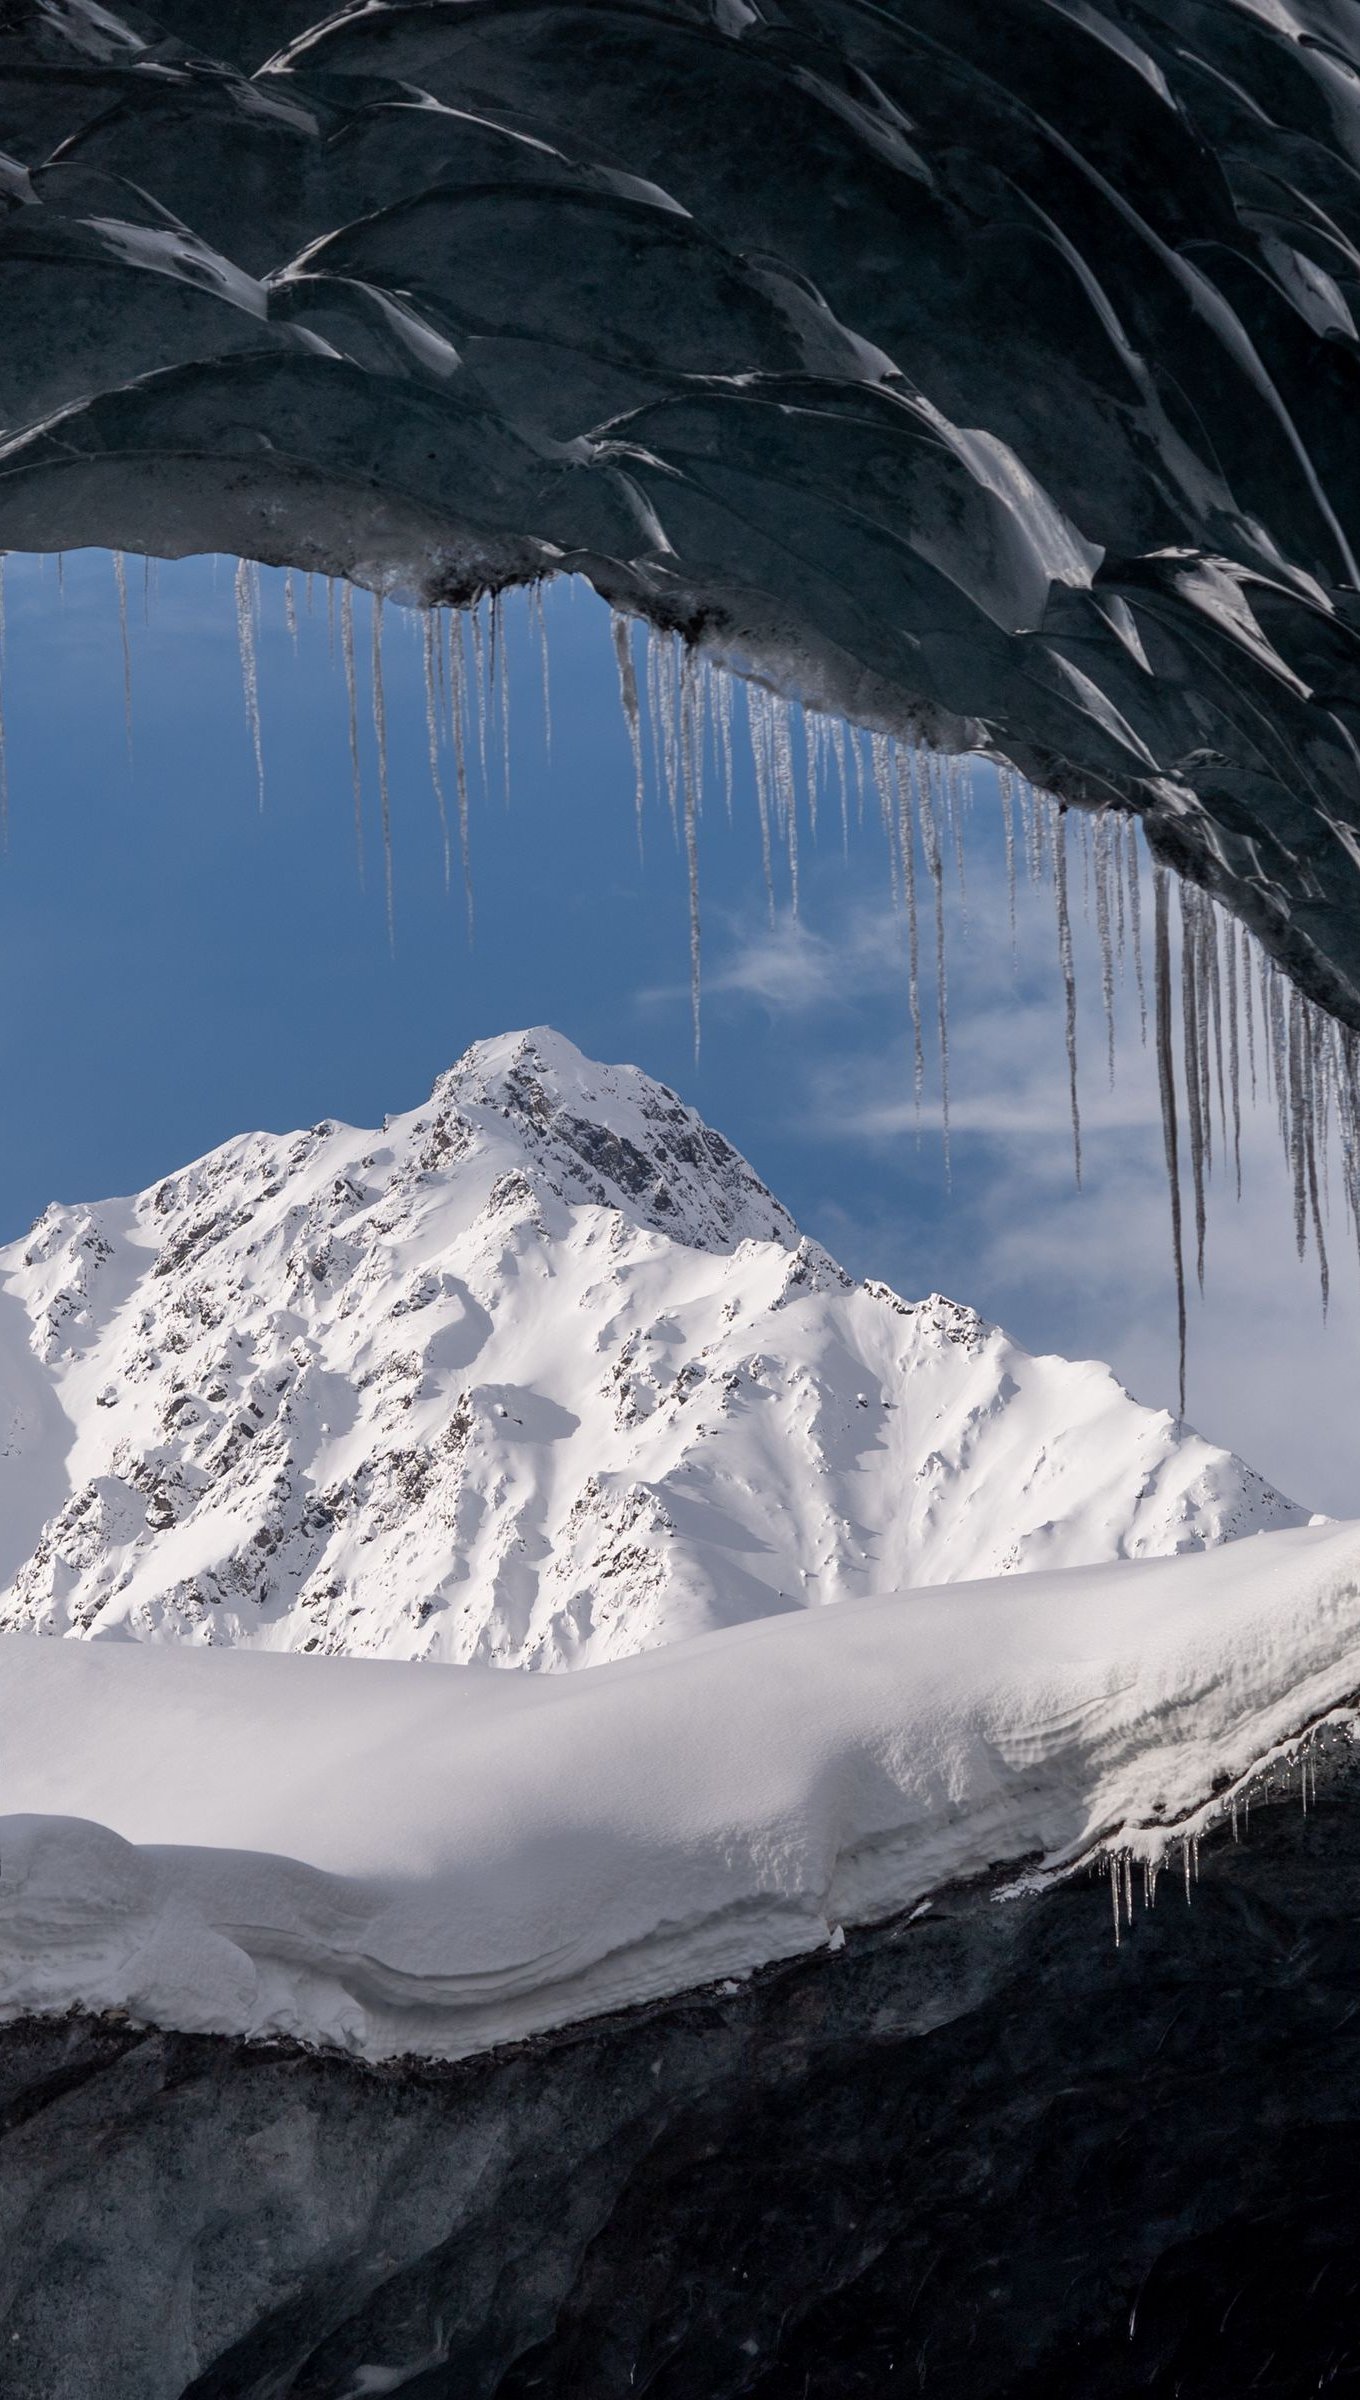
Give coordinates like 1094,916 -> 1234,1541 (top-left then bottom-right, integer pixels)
422,609 -> 452,892
1000,764 -> 1018,969
681,647 -> 703,1062
233,555 -> 263,808
1127,816 -> 1147,1043
1154,866 -> 1189,1419
918,757 -> 951,1174
532,580 -> 552,759
899,746 -> 926,1113
611,611 -> 646,859
1225,914 -> 1243,1198
1094,807 -> 1116,1084
1180,884 -> 1208,1290
447,609 -> 474,936
1053,802 -> 1082,1186
340,583 -> 365,887
113,550 -> 134,764
746,684 -> 776,923
370,591 -> 394,946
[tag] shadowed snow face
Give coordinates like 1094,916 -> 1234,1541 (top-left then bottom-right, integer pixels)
5,1 -> 1360,1026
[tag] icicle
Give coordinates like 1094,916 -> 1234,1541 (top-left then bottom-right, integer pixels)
1154,866 -> 1188,1419
1052,803 -> 1082,1186
899,747 -> 926,1114
773,696 -> 798,868
447,610 -> 474,935
370,592 -> 394,946
1289,986 -> 1330,1309
1110,1855 -> 1121,1949
1243,923 -> 1258,1104
233,555 -> 264,808
113,549 -> 134,763
1180,885 -> 1208,1290
918,758 -> 951,1172
804,711 -> 821,841
1206,902 -> 1227,1152
1267,959 -> 1288,1140
717,667 -> 735,829
1193,893 -> 1214,1178
284,569 -> 298,650
999,764 -> 1018,968
870,733 -> 902,916
1225,914 -> 1243,1199
471,601 -> 489,793
422,610 -> 452,892
948,755 -> 968,918
680,647 -> 703,1062
611,612 -> 647,858
532,581 -> 552,758
746,685 -> 776,923
1094,809 -> 1116,1085
831,717 -> 850,854
340,584 -> 364,886
496,589 -> 512,812
1022,776 -> 1043,887
781,700 -> 805,916
656,633 -> 681,837
306,571 -> 315,617
1127,818 -> 1147,1043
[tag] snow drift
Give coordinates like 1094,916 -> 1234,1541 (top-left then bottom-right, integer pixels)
2,1518 -> 1359,2061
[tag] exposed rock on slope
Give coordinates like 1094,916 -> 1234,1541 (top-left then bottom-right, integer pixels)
0,1029 -> 1304,1665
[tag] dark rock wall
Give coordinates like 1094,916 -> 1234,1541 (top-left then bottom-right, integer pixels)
4,1771 -> 1360,2396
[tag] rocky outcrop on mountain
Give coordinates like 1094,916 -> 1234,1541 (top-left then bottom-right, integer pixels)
0,1029 -> 1305,1666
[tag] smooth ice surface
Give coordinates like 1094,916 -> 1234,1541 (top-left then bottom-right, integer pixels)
2,1517 -> 1360,2060
0,1030 -> 1304,1665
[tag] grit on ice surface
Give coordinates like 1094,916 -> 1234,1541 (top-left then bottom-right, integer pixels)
3,1520 -> 1360,2063
0,1030 -> 1306,1668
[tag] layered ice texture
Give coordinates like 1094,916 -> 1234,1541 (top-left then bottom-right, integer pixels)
4,2 -> 1360,1023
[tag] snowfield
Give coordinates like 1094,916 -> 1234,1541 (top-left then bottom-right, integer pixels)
0,1028 -> 1343,2064
0,1029 -> 1307,1666
2,1519 -> 1359,2062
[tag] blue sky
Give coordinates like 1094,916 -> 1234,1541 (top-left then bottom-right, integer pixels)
0,549 -> 1356,1513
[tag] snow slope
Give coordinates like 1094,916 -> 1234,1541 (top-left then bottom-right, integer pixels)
0,1030 -> 1306,1665
2,1519 -> 1359,2061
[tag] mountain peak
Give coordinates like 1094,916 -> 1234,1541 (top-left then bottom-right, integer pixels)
0,1028 -> 1308,1670
423,1027 -> 797,1253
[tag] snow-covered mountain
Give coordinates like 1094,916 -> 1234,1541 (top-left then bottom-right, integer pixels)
0,1029 -> 1307,1668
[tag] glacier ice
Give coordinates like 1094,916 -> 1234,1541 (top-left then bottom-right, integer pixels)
2,0 -> 1360,1040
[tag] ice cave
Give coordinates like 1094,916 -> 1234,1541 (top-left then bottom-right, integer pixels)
5,1 -> 1360,2392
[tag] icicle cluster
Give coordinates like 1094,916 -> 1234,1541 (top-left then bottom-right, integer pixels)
11,550 -> 1360,1416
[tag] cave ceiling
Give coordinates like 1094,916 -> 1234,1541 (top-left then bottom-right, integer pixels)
4,0 -> 1360,1024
